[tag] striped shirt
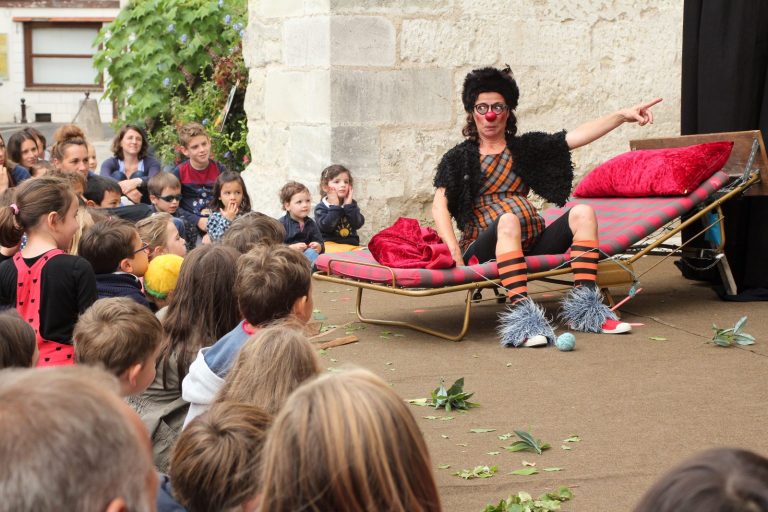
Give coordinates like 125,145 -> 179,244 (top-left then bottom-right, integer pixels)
459,148 -> 545,252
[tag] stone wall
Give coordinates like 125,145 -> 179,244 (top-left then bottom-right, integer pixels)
243,0 -> 683,238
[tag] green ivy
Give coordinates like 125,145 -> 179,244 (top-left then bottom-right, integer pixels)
94,0 -> 250,171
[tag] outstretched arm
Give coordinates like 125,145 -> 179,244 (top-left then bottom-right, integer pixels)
565,98 -> 662,150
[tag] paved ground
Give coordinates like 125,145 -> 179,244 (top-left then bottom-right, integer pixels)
309,256 -> 767,511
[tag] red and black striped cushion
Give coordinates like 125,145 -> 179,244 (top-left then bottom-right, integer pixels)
315,171 -> 729,288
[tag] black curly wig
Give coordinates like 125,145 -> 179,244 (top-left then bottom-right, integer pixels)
461,66 -> 520,141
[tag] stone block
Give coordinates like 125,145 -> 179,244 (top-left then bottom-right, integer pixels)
288,125 -> 332,186
329,0 -> 452,15
244,20 -> 282,67
244,69 -> 266,122
256,0 -> 329,18
265,70 -> 331,123
330,126 -> 379,175
283,16 -> 330,67
331,69 -> 452,125
401,18 -> 501,66
330,16 -> 395,66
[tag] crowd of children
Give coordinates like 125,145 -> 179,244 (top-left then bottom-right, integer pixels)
1,120 -> 766,511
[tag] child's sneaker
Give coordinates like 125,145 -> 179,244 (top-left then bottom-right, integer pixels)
521,335 -> 549,347
600,318 -> 632,334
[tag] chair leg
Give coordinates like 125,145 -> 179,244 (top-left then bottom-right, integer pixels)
716,254 -> 738,296
354,287 -> 473,342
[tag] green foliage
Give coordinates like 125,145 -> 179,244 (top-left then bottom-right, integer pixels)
483,487 -> 574,512
504,430 -> 551,455
430,378 -> 479,412
711,316 -> 756,347
453,465 -> 498,480
94,0 -> 250,170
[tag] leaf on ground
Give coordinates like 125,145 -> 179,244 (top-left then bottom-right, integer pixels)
648,336 -> 667,341
453,465 -> 498,480
470,428 -> 497,434
317,349 -> 328,357
330,358 -> 337,363
498,432 -> 515,441
456,443 -> 468,447
509,467 -> 538,476
506,362 -> 513,367
326,367 -> 342,373
504,430 -> 550,455
441,435 -> 450,439
437,464 -> 451,470
562,435 -> 581,443
319,324 -> 337,333
406,398 -> 430,407
423,416 -> 440,420
543,467 -> 563,472
487,451 -> 501,456
440,416 -> 454,421
521,460 -> 536,467
560,445 -> 572,450
385,362 -> 393,366
482,486 -> 574,512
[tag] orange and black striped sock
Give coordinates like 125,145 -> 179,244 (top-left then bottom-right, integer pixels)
498,250 -> 528,303
571,240 -> 599,288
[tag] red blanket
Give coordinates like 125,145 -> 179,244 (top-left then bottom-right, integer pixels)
368,217 -> 455,269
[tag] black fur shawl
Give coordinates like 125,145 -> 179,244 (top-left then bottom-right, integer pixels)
433,131 -> 574,230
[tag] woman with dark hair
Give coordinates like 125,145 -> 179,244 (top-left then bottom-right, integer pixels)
3,131 -> 35,185
432,66 -> 660,348
129,244 -> 240,472
100,124 -> 162,203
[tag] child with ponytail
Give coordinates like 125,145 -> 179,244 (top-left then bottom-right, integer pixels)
0,176 -> 98,366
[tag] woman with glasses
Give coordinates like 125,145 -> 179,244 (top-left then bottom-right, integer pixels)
432,66 -> 660,348
101,124 -> 162,204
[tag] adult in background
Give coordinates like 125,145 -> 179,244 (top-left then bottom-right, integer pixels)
0,366 -> 158,512
101,124 -> 161,204
432,66 -> 660,347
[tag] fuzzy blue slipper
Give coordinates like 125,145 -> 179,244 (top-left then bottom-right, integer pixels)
497,298 -> 556,348
558,286 -> 617,333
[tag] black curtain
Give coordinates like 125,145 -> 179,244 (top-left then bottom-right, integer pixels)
680,0 -> 768,300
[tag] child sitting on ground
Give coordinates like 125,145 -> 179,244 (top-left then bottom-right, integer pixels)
205,171 -> 251,243
84,174 -> 123,208
148,171 -> 195,253
258,369 -> 442,511
78,218 -> 151,307
315,164 -> 366,252
0,310 -> 38,368
162,402 -> 272,512
170,122 -> 227,244
634,447 -> 768,512
182,244 -> 313,425
278,181 -> 324,265
137,212 -> 187,259
214,323 -> 321,415
0,176 -> 97,366
134,244 -> 240,472
74,297 -> 163,397
220,211 -> 285,254
143,253 -> 184,319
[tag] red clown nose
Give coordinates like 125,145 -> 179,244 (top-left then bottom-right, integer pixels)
484,111 -> 497,122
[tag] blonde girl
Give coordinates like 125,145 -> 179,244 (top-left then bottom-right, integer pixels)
0,176 -> 97,366
136,212 -> 187,259
314,164 -> 365,252
215,323 -> 321,415
258,368 -> 442,512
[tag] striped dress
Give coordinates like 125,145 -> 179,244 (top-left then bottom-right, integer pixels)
459,148 -> 545,252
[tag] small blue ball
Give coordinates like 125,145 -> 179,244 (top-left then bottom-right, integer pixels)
555,332 -> 576,351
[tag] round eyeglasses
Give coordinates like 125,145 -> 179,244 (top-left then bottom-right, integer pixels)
473,103 -> 508,115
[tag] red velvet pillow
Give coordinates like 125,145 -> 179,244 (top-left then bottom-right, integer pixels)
573,141 -> 734,198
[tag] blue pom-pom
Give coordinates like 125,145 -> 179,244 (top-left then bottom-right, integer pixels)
555,332 -> 576,351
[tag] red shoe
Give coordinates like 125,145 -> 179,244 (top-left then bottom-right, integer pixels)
601,318 -> 632,334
